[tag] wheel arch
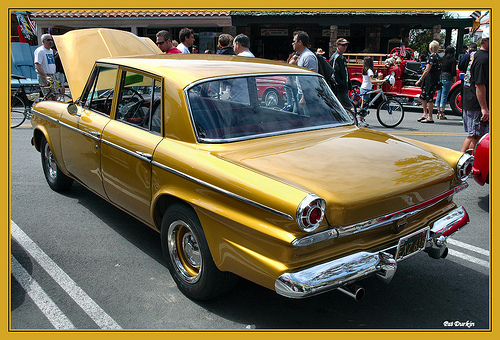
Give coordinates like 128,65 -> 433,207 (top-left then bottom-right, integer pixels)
152,193 -> 190,232
32,127 -> 48,152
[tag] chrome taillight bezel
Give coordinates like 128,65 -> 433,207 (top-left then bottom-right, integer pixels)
457,153 -> 474,181
296,194 -> 326,232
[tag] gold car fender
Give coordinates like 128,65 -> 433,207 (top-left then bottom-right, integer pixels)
31,106 -> 71,177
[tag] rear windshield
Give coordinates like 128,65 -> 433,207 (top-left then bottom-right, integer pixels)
186,74 -> 353,142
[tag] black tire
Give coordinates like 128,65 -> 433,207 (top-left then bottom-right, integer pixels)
40,136 -> 74,192
377,98 -> 404,128
449,87 -> 462,116
161,203 -> 237,300
11,93 -> 28,128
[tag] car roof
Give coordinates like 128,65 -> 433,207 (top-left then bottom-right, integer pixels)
100,54 -> 314,88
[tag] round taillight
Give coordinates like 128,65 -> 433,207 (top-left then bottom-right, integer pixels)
457,153 -> 474,181
297,194 -> 326,232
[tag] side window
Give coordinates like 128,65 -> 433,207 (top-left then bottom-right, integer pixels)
115,70 -> 161,133
81,66 -> 118,116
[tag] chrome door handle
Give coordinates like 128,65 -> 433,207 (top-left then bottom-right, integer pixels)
135,151 -> 152,160
88,130 -> 101,138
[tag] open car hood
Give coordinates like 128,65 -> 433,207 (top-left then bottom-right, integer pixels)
53,28 -> 162,101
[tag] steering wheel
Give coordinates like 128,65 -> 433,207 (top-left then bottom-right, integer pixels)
103,87 -> 145,110
389,47 -> 415,60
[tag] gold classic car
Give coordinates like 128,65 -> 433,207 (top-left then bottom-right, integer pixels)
31,28 -> 474,301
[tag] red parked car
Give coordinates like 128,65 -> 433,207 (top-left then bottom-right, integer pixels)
472,133 -> 489,186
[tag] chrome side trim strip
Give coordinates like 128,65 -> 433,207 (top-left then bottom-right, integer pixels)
32,110 -> 102,142
33,109 -> 292,220
152,161 -> 294,221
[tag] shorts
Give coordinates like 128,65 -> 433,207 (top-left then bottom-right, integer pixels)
37,73 -> 53,96
419,78 -> 440,102
463,109 -> 489,137
360,87 -> 371,103
54,72 -> 66,88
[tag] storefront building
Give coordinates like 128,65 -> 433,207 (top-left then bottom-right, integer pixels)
14,10 -> 472,59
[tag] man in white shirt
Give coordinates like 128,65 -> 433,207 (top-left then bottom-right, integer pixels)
233,34 -> 255,57
177,28 -> 195,54
34,34 -> 56,96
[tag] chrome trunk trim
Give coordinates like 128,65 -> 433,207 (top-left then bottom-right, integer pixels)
292,182 -> 468,248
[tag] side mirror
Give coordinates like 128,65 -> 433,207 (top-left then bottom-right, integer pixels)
67,103 -> 78,116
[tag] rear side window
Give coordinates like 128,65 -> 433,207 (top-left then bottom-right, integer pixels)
115,70 -> 162,134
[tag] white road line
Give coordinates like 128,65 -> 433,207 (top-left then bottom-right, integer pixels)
11,255 -> 76,329
448,249 -> 490,268
11,221 -> 122,329
447,238 -> 489,257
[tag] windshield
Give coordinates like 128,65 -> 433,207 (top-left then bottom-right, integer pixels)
186,74 -> 353,142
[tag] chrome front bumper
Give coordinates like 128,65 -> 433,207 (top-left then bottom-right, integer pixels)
275,206 -> 469,299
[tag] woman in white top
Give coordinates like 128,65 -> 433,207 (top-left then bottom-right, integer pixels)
358,57 -> 385,126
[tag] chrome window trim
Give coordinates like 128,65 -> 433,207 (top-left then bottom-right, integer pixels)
152,160 -> 294,221
184,73 -> 355,143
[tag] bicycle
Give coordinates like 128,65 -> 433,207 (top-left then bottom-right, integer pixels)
349,73 -> 405,128
11,74 -> 72,128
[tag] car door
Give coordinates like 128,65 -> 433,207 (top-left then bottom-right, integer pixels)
101,68 -> 163,224
60,64 -> 118,198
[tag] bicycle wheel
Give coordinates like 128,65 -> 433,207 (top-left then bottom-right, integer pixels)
11,93 -> 28,128
376,98 -> 404,128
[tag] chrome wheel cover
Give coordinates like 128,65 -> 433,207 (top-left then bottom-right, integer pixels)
264,90 -> 279,107
168,220 -> 202,283
43,142 -> 58,181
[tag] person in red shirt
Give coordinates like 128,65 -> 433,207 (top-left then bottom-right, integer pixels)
156,30 -> 181,54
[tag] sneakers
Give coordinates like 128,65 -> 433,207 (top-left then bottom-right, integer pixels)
358,118 -> 369,127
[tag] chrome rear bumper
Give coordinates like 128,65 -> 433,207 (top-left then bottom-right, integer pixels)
275,206 -> 469,299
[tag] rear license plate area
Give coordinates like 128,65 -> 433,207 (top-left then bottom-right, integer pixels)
396,227 -> 430,261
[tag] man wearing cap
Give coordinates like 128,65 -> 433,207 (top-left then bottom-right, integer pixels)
329,38 -> 352,110
460,27 -> 489,152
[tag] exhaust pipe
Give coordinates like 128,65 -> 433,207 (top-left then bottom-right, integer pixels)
337,284 -> 365,301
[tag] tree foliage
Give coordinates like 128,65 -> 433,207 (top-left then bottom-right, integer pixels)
408,29 -> 445,57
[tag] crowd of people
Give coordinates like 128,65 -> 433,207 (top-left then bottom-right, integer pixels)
34,26 -> 489,153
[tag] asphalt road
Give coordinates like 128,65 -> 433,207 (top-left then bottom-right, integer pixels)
10,107 -> 490,330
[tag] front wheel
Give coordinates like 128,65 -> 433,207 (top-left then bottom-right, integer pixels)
40,136 -> 74,191
161,204 -> 237,300
11,94 -> 28,128
377,98 -> 404,128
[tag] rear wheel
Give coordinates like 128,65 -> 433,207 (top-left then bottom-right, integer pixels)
11,94 -> 28,128
40,136 -> 74,191
377,98 -> 404,128
161,203 -> 237,300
